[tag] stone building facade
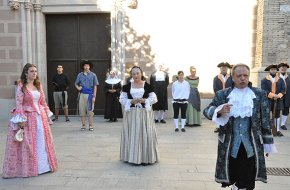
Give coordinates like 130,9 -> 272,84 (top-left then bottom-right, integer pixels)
252,0 -> 290,86
0,0 -> 290,120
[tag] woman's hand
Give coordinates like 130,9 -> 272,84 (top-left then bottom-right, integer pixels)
18,122 -> 25,129
108,89 -> 116,93
131,98 -> 146,104
138,98 -> 145,104
131,99 -> 139,105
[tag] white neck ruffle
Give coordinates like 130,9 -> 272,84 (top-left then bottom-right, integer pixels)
105,78 -> 121,85
227,87 -> 256,118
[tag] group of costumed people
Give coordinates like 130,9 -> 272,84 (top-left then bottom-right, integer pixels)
2,62 -> 281,190
151,65 -> 202,131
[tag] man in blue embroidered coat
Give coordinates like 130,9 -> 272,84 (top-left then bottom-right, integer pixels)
261,64 -> 286,136
278,63 -> 290,131
204,64 -> 276,190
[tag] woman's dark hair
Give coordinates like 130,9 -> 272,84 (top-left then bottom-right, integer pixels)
20,63 -> 40,92
130,66 -> 146,81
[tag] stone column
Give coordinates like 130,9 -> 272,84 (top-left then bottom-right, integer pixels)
112,0 -> 126,83
25,0 -> 33,63
251,0 -> 264,87
34,1 -> 42,66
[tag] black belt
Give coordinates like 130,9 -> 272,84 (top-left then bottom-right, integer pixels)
174,99 -> 187,102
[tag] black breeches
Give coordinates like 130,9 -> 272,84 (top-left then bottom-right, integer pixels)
173,102 -> 187,119
282,107 -> 289,116
271,110 -> 281,118
228,144 -> 256,190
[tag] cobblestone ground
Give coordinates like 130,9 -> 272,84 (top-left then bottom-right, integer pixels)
0,116 -> 289,190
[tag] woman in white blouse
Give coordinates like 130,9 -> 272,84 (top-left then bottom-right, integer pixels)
119,66 -> 159,165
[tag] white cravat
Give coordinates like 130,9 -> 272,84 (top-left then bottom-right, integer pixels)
227,87 -> 256,118
213,87 -> 256,126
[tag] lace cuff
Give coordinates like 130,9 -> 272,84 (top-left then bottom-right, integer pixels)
10,114 -> 27,123
10,114 -> 27,131
264,144 -> 278,154
47,110 -> 53,118
145,92 -> 157,111
212,104 -> 230,127
144,99 -> 152,111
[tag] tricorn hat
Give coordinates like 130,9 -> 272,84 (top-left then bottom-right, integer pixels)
278,62 -> 289,68
217,62 -> 231,68
264,64 -> 278,71
80,60 -> 93,69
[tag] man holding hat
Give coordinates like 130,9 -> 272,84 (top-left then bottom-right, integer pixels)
75,60 -> 99,131
212,62 -> 233,133
261,64 -> 286,136
278,63 -> 290,130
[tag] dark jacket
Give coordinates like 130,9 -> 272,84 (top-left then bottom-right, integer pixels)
261,74 -> 286,110
213,74 -> 233,94
280,74 -> 290,107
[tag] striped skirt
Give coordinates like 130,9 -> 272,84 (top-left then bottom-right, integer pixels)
120,107 -> 159,164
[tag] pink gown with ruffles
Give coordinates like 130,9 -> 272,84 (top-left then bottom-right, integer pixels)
2,83 -> 57,178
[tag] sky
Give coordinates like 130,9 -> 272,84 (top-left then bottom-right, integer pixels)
125,0 -> 257,93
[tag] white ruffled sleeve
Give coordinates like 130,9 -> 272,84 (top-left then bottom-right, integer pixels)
212,104 -> 230,127
119,92 -> 132,112
263,144 -> 278,154
10,114 -> 27,130
10,114 -> 27,123
47,110 -> 53,118
145,92 -> 158,111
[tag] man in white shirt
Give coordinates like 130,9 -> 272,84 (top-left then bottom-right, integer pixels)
171,71 -> 190,132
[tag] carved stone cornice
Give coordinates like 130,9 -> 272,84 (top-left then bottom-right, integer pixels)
127,0 -> 138,9
34,4 -> 42,12
25,2 -> 34,10
8,0 -> 20,10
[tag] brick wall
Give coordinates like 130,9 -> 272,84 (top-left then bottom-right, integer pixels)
0,1 -> 22,99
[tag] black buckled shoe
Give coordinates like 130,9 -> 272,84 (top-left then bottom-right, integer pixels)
214,128 -> 220,133
281,125 -> 287,130
160,119 -> 166,124
181,128 -> 186,132
155,119 -> 159,123
175,128 -> 179,132
277,131 -> 284,137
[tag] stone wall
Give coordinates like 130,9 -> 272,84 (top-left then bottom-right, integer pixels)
0,0 -> 23,120
253,0 -> 290,87
0,0 -> 22,99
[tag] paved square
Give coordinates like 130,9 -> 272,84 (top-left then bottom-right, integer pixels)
0,117 -> 289,190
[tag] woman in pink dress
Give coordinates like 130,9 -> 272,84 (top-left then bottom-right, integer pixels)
2,63 -> 57,178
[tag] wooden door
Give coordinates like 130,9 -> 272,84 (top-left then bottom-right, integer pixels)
46,14 -> 111,115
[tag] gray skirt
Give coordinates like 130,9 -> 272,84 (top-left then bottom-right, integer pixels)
120,107 -> 159,164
